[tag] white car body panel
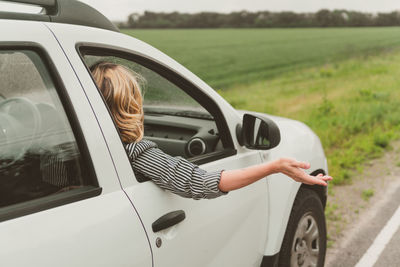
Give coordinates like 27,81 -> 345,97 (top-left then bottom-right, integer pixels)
260,114 -> 327,255
46,23 -> 269,266
0,192 -> 152,267
0,20 -> 152,266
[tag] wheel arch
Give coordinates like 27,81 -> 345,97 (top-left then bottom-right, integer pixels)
261,169 -> 328,266
263,168 -> 328,257
301,169 -> 328,208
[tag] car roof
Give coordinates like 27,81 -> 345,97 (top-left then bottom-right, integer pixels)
0,0 -> 119,32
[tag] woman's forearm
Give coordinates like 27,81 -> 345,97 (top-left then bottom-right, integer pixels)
218,158 -> 332,192
218,162 -> 277,192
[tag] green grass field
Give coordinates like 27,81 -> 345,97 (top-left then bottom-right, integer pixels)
123,27 -> 400,89
123,27 -> 400,185
220,52 -> 400,185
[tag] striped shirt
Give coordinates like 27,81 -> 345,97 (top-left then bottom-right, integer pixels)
125,139 -> 228,200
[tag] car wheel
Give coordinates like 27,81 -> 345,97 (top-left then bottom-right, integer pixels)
278,188 -> 327,267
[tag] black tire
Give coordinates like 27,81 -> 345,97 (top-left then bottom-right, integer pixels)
278,188 -> 327,267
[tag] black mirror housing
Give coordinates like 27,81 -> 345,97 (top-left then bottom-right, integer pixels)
237,114 -> 281,150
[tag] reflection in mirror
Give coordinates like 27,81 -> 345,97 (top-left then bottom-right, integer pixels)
249,118 -> 270,149
254,118 -> 270,148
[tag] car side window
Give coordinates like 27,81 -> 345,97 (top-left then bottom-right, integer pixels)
80,50 -> 234,167
0,49 -> 97,211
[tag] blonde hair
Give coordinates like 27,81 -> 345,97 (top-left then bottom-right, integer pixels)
90,62 -> 144,143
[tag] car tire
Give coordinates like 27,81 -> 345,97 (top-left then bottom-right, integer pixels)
278,187 -> 327,267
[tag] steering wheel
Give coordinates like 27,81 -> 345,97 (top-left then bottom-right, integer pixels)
0,97 -> 42,166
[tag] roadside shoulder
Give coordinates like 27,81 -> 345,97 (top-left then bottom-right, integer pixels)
326,140 -> 400,266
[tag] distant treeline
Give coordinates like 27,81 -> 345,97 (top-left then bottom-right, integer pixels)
119,9 -> 400,28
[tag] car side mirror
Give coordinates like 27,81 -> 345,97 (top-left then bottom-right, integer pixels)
236,114 -> 281,150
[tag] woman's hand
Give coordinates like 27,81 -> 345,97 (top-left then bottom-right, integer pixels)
219,157 -> 332,193
273,158 -> 332,186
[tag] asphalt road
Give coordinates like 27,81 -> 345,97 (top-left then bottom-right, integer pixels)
374,226 -> 400,266
327,177 -> 400,267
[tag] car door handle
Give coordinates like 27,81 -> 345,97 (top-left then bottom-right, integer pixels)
152,210 -> 186,232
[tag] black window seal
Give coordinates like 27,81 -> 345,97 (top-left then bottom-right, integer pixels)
0,42 -> 101,220
0,186 -> 102,223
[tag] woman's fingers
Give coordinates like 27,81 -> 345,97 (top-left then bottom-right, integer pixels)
309,174 -> 332,186
316,173 -> 332,181
298,173 -> 332,186
316,180 -> 328,186
322,175 -> 333,181
292,161 -> 310,170
308,175 -> 328,186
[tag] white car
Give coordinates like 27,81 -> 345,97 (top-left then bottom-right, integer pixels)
0,1 -> 329,266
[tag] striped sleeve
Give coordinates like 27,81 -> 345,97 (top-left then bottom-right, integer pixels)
125,140 -> 228,200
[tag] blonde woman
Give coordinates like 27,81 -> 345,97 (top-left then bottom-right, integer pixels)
90,62 -> 332,199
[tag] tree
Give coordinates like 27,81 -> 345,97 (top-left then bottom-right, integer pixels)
124,10 -> 400,29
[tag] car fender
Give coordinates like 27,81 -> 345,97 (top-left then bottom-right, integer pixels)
240,111 -> 328,256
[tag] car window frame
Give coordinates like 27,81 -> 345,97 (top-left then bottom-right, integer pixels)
76,43 -> 237,168
0,42 -> 101,222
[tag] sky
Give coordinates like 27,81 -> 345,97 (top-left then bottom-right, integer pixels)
0,0 -> 399,21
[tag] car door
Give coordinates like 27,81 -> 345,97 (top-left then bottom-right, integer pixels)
48,23 -> 269,267
0,21 -> 152,266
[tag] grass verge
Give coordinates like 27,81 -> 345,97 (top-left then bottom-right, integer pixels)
219,49 -> 400,185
